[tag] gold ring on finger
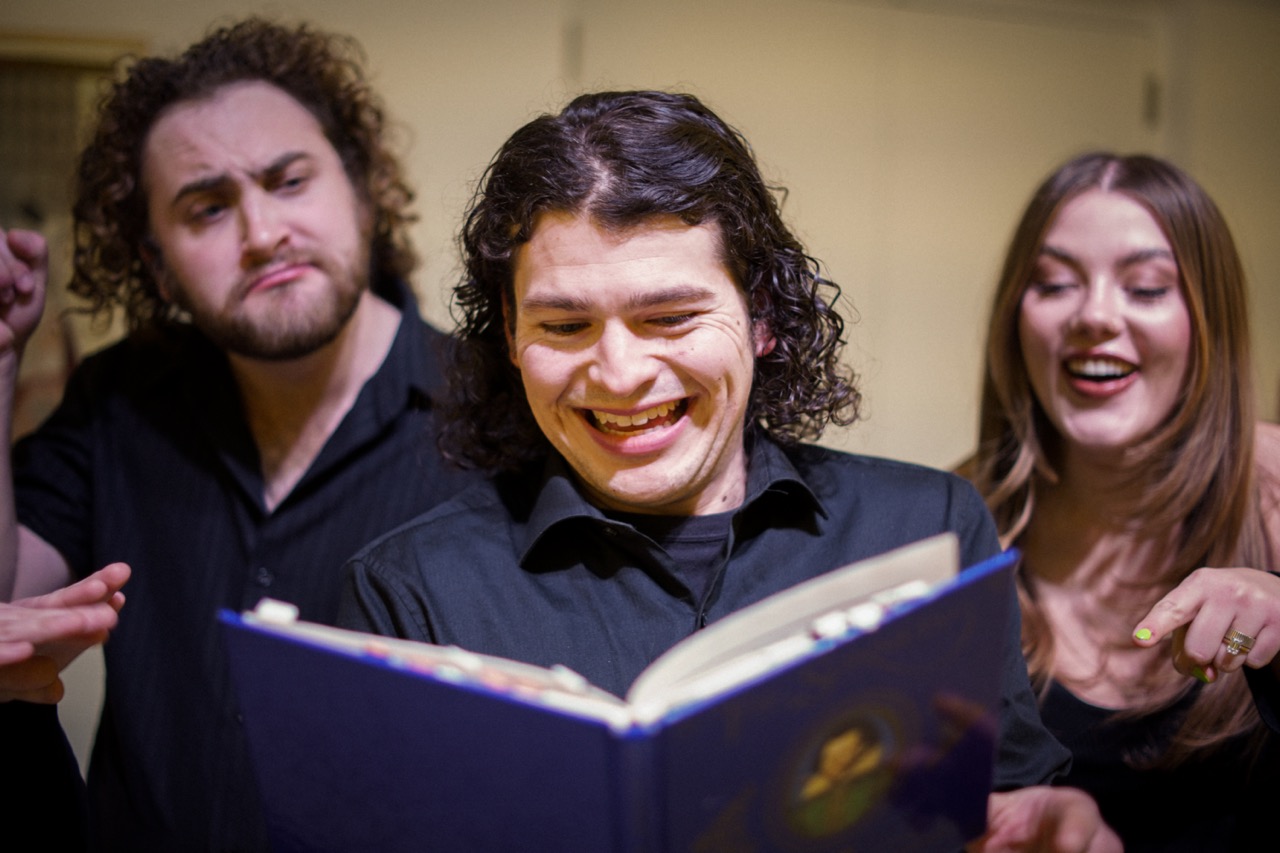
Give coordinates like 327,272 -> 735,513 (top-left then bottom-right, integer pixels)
1223,629 -> 1256,656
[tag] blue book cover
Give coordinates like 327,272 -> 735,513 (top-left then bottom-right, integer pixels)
219,534 -> 1015,852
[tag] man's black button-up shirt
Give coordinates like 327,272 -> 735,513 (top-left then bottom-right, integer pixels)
14,279 -> 479,851
341,436 -> 1069,792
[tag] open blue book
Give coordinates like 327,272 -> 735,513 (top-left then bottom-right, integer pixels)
219,533 -> 1016,853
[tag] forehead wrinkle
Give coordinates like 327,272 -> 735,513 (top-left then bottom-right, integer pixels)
624,284 -> 716,311
521,284 -> 717,315
170,150 -> 310,206
520,293 -> 591,313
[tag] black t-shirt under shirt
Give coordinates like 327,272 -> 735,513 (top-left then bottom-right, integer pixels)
608,509 -> 734,604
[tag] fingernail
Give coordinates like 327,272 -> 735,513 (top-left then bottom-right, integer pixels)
1134,628 -> 1152,641
1192,666 -> 1213,684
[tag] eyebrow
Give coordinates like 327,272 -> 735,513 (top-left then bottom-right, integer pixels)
625,284 -> 716,311
1039,244 -> 1176,271
520,284 -> 717,314
168,151 -> 311,209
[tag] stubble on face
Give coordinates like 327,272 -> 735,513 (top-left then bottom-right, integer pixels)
510,213 -> 763,516
156,241 -> 370,361
140,80 -> 376,363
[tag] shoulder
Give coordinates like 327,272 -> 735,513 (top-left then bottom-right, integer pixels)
68,325 -> 212,394
1257,421 -> 1280,478
1256,421 -> 1280,507
785,443 -> 998,563
22,328 -> 216,431
342,472 -> 546,621
391,299 -> 454,397
1257,421 -> 1280,553
346,475 -> 518,576
787,442 -> 983,503
379,278 -> 448,348
400,308 -> 451,351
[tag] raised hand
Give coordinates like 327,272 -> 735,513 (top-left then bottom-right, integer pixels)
0,227 -> 49,364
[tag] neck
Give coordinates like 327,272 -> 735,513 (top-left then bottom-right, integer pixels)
228,290 -> 401,511
1049,438 -> 1159,522
1024,445 -> 1179,592
1021,441 -> 1189,708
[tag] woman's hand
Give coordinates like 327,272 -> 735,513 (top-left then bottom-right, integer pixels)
1133,567 -> 1280,682
967,787 -> 1120,852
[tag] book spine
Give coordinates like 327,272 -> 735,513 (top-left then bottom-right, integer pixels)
611,726 -> 662,853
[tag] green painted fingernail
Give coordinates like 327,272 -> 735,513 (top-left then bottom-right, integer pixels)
1192,667 -> 1211,683
1134,628 -> 1152,641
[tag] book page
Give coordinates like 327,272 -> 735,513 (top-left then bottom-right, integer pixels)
625,533 -> 959,721
241,605 -> 633,725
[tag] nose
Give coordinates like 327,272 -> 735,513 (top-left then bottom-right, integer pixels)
1071,281 -> 1123,337
239,190 -> 288,260
587,322 -> 658,395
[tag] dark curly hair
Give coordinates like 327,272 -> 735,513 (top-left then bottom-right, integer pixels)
70,17 -> 416,330
446,90 -> 860,471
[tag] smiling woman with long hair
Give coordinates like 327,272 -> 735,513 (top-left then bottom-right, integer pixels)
962,151 -> 1280,852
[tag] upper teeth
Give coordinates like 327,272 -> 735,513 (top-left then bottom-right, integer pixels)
593,401 -> 677,428
1068,357 -> 1133,378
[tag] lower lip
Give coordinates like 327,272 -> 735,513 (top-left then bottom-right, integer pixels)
584,408 -> 688,456
249,265 -> 310,293
1066,371 -> 1138,398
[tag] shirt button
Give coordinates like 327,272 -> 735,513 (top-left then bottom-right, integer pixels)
255,567 -> 274,587
603,527 -> 617,537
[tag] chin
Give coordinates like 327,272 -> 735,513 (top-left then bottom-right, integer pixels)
597,476 -> 691,514
1064,430 -> 1148,458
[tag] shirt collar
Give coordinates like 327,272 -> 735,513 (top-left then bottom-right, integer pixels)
515,432 -> 827,565
175,276 -> 446,504
368,277 -> 450,410
177,276 -> 443,413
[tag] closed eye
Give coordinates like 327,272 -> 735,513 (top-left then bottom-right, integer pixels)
541,321 -> 589,336
1028,279 -> 1076,297
1129,286 -> 1172,301
1124,269 -> 1178,302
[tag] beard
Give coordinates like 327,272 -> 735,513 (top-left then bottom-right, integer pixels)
162,248 -> 370,361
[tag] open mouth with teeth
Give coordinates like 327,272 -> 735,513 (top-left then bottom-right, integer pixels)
1065,356 -> 1136,383
586,399 -> 688,435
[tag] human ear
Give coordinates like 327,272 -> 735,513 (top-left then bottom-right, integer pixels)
748,287 -> 776,357
141,238 -> 172,302
753,320 -> 776,357
502,290 -> 519,368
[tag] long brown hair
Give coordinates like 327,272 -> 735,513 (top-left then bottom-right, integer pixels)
967,151 -> 1270,762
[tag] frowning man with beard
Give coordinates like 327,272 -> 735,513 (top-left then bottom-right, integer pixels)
0,18 -> 475,850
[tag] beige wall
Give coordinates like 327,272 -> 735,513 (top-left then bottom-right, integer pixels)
1172,0 -> 1280,422
3,0 -> 1278,768
3,0 -> 1276,452
566,0 -> 1169,466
